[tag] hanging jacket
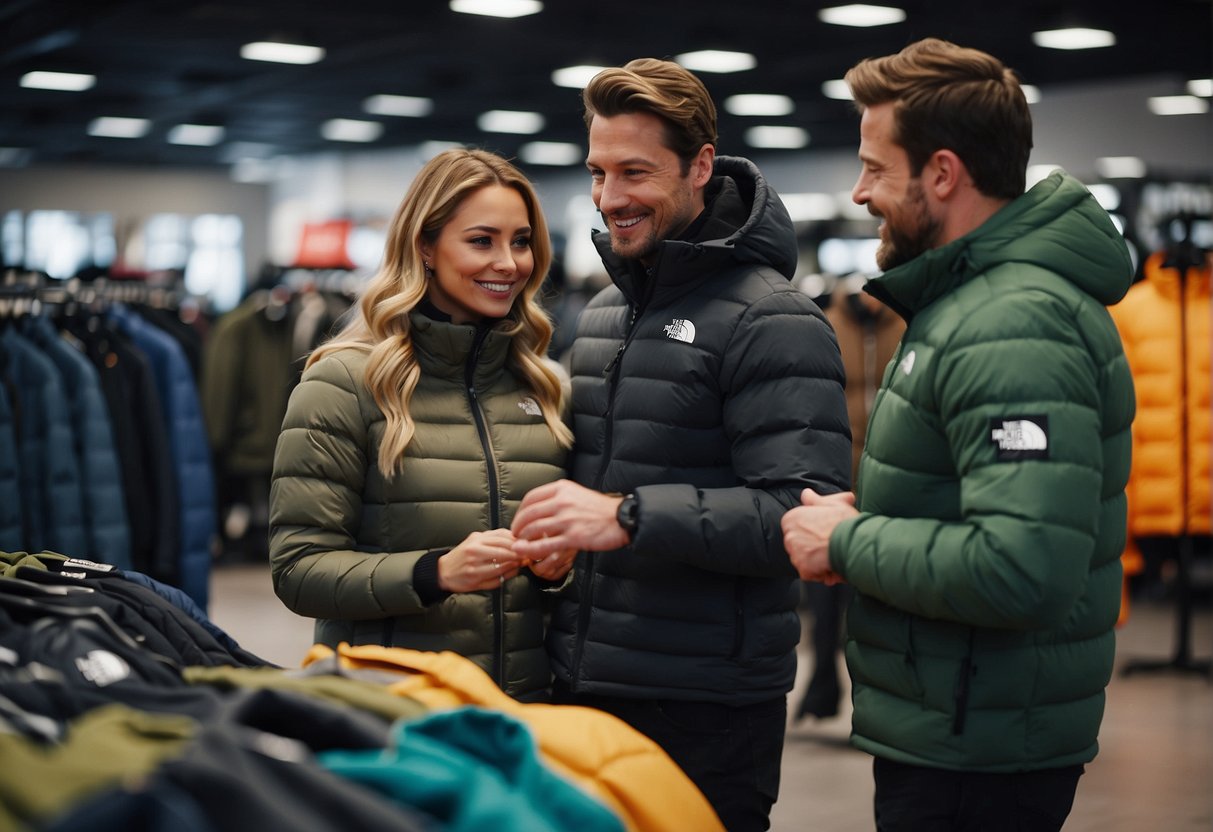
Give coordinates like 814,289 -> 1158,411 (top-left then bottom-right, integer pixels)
25,316 -> 132,569
201,291 -> 301,477
550,156 -> 851,705
0,376 -> 22,552
829,171 -> 1135,772
72,319 -> 181,585
1108,251 -> 1211,541
0,326 -> 87,557
824,281 -> 906,481
109,305 -> 214,610
269,313 -> 567,701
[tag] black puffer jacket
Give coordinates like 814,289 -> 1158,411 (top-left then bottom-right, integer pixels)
549,156 -> 851,705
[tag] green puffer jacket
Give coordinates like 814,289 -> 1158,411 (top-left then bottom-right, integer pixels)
830,171 -> 1135,772
269,313 -> 567,701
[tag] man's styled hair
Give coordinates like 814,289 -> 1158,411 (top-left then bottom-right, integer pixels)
845,38 -> 1033,200
583,58 -> 718,174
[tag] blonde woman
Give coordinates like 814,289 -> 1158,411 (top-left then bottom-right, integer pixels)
269,149 -> 573,701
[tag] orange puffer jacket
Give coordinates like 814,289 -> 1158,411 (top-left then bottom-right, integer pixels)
1110,251 -> 1211,549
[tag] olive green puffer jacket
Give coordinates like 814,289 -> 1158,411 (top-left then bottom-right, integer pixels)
269,313 -> 567,701
830,171 -> 1135,771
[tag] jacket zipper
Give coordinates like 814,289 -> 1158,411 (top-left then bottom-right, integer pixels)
952,628 -> 976,735
569,298 -> 642,688
465,326 -> 505,688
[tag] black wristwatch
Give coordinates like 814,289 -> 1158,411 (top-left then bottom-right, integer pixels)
616,493 -> 639,539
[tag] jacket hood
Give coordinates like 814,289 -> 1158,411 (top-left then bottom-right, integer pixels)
593,155 -> 798,301
869,171 -> 1133,318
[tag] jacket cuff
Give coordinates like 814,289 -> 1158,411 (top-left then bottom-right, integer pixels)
413,548 -> 452,605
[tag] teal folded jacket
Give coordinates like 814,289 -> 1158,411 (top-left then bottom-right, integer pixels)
319,707 -> 625,832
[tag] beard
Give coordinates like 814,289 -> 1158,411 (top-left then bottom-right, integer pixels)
606,219 -> 661,263
875,180 -> 941,271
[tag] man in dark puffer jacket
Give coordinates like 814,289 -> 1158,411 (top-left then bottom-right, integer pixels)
512,58 -> 851,832
782,39 -> 1135,832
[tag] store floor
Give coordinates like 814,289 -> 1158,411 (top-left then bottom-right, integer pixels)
209,563 -> 1213,832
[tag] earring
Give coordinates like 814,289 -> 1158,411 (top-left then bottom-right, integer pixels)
423,260 -> 433,275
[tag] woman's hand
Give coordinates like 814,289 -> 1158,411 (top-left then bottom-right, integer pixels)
438,529 -> 523,593
526,548 -> 579,581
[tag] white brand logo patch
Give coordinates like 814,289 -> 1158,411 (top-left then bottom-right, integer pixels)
75,650 -> 131,687
989,415 -> 1050,460
517,397 -> 541,417
991,420 -> 1048,451
663,318 -> 696,344
899,350 -> 916,375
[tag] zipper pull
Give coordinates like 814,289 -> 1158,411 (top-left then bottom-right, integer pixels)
603,344 -> 624,377
603,303 -> 639,377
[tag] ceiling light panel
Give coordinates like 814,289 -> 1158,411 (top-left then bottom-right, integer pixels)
675,50 -> 756,73
725,94 -> 795,116
745,126 -> 809,149
449,0 -> 542,18
320,118 -> 383,142
821,80 -> 853,100
421,140 -> 463,159
782,192 -> 838,222
87,117 -> 151,138
167,124 -> 225,146
1031,28 -> 1116,50
20,71 -> 96,91
818,4 -> 906,27
1187,79 -> 1212,97
477,110 -> 544,134
363,94 -> 433,117
240,41 -> 326,64
1147,95 -> 1209,116
552,65 -> 608,89
519,141 -> 583,166
1095,156 -> 1146,179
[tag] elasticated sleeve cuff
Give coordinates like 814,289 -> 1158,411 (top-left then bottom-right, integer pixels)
412,548 -> 452,605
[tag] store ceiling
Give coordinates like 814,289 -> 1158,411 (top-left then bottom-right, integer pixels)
1,0 -> 1210,173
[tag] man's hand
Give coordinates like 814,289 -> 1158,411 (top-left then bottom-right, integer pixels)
781,488 -> 858,585
511,479 -> 630,561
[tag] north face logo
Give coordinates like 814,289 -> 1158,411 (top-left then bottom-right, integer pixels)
663,318 -> 696,343
990,416 -> 1049,460
899,350 -> 916,376
517,397 -> 541,416
75,649 -> 131,687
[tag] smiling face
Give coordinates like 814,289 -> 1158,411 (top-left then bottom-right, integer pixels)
421,184 -> 534,324
586,110 -> 713,264
852,102 -> 942,271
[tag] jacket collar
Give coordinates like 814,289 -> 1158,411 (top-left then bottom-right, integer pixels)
866,171 -> 1133,321
408,310 -> 511,382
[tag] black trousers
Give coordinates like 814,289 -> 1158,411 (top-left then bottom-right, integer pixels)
552,680 -> 786,832
873,757 -> 1084,832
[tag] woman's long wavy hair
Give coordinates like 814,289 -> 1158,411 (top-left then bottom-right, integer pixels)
308,148 -> 572,477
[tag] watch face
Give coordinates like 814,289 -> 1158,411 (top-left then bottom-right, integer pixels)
617,496 -> 638,531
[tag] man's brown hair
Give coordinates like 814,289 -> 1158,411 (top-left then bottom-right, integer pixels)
583,58 -> 717,174
845,38 -> 1033,199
